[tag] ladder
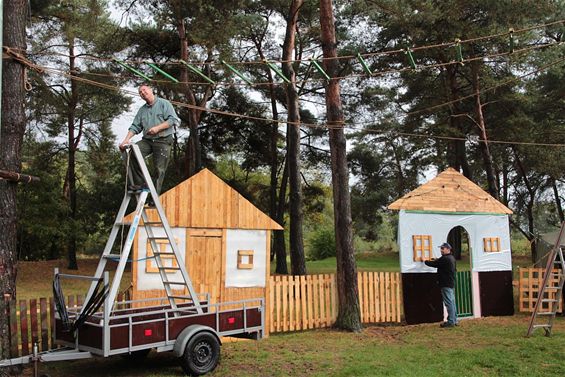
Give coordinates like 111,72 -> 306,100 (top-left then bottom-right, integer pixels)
526,221 -> 565,336
81,144 -> 202,317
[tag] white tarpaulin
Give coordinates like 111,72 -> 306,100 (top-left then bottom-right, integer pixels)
398,210 -> 511,273
225,229 -> 267,288
137,227 -> 186,291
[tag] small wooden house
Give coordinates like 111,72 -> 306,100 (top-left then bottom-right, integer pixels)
388,168 -> 514,324
126,169 -> 282,335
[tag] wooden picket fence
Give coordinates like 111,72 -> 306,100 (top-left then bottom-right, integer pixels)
7,293 -> 129,358
518,267 -> 563,313
9,273 -> 401,354
269,272 -> 402,333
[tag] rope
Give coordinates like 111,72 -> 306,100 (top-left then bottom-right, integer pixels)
24,19 -> 564,68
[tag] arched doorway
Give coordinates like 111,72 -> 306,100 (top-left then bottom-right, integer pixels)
447,226 -> 473,318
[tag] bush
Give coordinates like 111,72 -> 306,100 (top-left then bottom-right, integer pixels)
308,226 -> 336,261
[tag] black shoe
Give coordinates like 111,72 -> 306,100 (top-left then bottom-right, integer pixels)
128,183 -> 148,192
440,322 -> 455,328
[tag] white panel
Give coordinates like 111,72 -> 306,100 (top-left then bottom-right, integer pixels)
225,230 -> 267,287
398,211 -> 512,273
136,227 -> 186,291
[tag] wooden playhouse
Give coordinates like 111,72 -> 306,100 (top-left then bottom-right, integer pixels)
388,168 -> 514,324
125,169 -> 282,335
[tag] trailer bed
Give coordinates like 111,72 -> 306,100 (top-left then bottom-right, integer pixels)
55,298 -> 264,357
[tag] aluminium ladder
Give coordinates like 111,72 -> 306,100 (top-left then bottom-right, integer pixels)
81,144 -> 202,318
526,221 -> 565,336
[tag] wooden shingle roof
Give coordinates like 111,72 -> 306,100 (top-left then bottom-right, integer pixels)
125,168 -> 283,230
388,168 -> 512,214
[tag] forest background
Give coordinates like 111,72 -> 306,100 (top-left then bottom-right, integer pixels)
12,0 -> 565,275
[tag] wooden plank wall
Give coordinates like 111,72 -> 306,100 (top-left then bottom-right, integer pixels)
136,169 -> 282,230
518,267 -> 563,313
269,272 -> 401,333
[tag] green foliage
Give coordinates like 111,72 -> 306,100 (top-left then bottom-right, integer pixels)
307,225 -> 336,261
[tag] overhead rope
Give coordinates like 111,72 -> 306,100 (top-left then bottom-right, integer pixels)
24,19 -> 564,68
25,40 -> 563,89
37,61 -> 565,149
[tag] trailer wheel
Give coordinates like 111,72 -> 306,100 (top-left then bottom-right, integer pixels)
180,331 -> 220,376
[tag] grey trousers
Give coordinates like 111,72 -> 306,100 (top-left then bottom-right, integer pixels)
127,136 -> 173,194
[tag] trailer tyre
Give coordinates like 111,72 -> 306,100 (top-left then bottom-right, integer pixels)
180,331 -> 220,376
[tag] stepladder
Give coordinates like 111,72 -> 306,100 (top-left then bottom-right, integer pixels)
526,222 -> 565,336
82,143 -> 202,318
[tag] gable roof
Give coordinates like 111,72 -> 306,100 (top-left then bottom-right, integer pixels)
125,168 -> 283,230
388,167 -> 512,214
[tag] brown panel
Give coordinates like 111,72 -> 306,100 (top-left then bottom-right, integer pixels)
479,271 -> 514,316
402,273 -> 443,324
20,300 -> 29,355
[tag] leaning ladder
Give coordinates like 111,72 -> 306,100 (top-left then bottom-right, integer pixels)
526,221 -> 565,336
82,144 -> 202,316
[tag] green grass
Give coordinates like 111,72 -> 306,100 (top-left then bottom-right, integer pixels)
27,315 -> 565,377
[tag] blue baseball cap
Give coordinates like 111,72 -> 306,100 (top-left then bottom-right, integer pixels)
439,242 -> 452,249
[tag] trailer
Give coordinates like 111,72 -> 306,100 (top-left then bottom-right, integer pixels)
0,145 -> 265,376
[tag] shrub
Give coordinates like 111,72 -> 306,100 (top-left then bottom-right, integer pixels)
308,226 -> 336,261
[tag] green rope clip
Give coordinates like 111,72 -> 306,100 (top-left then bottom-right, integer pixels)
356,53 -> 372,75
180,60 -> 216,85
113,58 -> 152,81
310,59 -> 330,80
454,39 -> 464,66
221,59 -> 253,86
405,48 -> 417,69
147,63 -> 179,83
265,60 -> 291,83
509,28 -> 515,53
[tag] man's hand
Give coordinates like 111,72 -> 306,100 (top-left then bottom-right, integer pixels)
119,140 -> 130,151
146,125 -> 161,136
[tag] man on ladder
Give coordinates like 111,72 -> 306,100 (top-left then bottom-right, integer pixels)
119,84 -> 179,201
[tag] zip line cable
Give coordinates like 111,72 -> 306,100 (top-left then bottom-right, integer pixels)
34,58 -> 565,149
22,40 -> 563,89
14,40 -> 565,148
25,19 -> 564,69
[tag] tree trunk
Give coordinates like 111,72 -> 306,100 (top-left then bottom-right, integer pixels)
0,0 -> 27,361
282,0 -> 306,276
319,0 -> 361,332
513,149 -> 537,263
551,177 -> 564,223
275,158 -> 289,274
444,66 -> 472,179
252,33 -> 288,274
65,40 -> 79,270
471,62 -> 498,199
175,16 -> 203,177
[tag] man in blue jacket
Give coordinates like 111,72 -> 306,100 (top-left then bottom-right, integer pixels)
425,242 -> 458,328
119,84 -> 179,198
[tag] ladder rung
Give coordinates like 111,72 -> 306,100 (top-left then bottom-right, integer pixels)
541,299 -> 559,303
158,266 -> 180,271
536,312 -> 556,316
148,236 -> 169,240
103,255 -> 121,259
154,251 -> 175,256
163,281 -> 187,285
115,221 -> 132,226
168,295 -> 193,300
143,221 -> 163,226
533,324 -> 550,328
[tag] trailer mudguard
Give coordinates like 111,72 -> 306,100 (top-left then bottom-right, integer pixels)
173,325 -> 222,357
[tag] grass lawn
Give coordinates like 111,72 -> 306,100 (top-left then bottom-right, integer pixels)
22,314 -> 565,377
